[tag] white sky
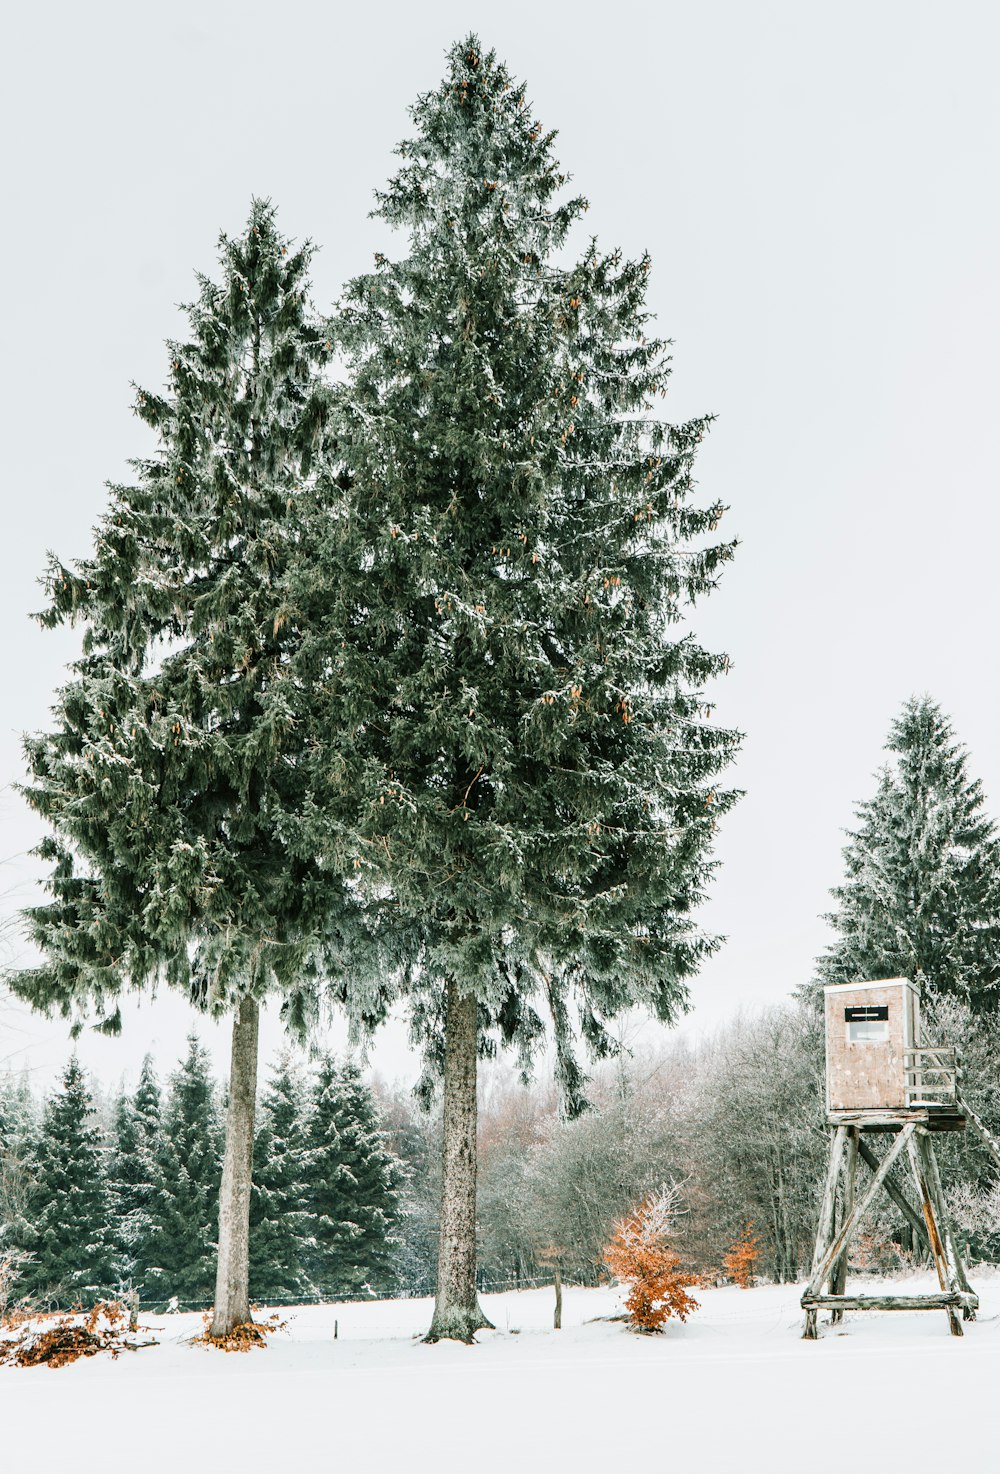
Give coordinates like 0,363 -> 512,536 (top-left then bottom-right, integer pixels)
2,0 -> 998,1093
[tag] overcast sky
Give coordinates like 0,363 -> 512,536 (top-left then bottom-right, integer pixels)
2,0 -> 997,1093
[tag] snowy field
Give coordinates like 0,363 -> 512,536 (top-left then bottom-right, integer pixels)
4,1275 -> 1000,1473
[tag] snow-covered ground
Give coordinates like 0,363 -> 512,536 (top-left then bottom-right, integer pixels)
4,1275 -> 999,1473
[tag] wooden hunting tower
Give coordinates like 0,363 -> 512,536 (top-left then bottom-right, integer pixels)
802,977 -> 980,1339
826,978 -> 920,1114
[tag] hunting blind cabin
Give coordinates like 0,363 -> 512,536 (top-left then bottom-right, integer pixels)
801,977 -> 1000,1339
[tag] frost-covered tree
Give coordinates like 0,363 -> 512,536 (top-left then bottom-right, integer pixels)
142,1037 -> 221,1305
0,1072 -> 34,1252
306,1059 -> 403,1298
682,1006 -> 826,1282
14,1059 -> 118,1307
604,1184 -> 699,1330
476,1071 -> 553,1288
249,1057 -> 315,1303
520,1080 -> 683,1283
290,37 -> 739,1341
817,697 -> 1000,1008
922,995 -> 1000,1261
109,1055 -> 161,1284
8,200 -> 378,1336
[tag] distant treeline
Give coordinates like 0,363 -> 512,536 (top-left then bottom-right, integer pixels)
3,991 -> 999,1314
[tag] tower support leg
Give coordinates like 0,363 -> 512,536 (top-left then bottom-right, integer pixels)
831,1128 -> 858,1323
906,1131 -> 962,1337
916,1130 -> 977,1321
803,1126 -> 847,1339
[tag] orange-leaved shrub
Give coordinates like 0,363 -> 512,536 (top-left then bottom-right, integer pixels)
604,1186 -> 699,1332
722,1224 -> 761,1288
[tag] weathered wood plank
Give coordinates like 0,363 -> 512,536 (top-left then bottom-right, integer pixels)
831,1128 -> 858,1321
827,1109 -> 966,1132
918,1130 -> 978,1319
807,1126 -> 847,1288
801,1293 -> 975,1312
959,1091 -> 1000,1172
906,1131 -> 962,1336
803,1126 -> 847,1338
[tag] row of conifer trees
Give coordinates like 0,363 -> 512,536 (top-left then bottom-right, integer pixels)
0,1045 -> 403,1311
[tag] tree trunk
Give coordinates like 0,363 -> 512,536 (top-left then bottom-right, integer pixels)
209,994 -> 260,1339
425,978 -> 492,1343
553,1267 -> 562,1330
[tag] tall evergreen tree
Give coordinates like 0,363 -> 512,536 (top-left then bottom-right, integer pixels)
9,201 -> 379,1335
817,696 -> 1000,1008
306,1059 -> 403,1299
15,1059 -> 118,1308
291,37 -> 739,1339
249,1057 -> 315,1303
143,1036 -> 221,1305
109,1054 -> 161,1285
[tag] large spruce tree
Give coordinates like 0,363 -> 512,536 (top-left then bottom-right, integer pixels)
15,1059 -> 118,1308
9,202 -> 379,1335
291,38 -> 739,1339
818,696 -> 1000,1008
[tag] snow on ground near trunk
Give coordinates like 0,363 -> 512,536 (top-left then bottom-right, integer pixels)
4,1275 -> 1000,1473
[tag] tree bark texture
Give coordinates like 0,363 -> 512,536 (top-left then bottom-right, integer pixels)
426,979 -> 493,1343
209,994 -> 260,1339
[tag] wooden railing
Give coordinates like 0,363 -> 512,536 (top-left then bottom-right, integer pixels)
904,1045 -> 958,1107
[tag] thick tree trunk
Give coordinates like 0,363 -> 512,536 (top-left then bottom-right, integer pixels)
209,994 -> 260,1339
425,979 -> 492,1343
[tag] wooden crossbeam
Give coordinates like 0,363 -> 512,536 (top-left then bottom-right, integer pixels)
806,1124 -> 916,1297
801,1292 -> 977,1312
856,1136 -> 929,1252
828,1109 -> 966,1131
959,1092 -> 1000,1173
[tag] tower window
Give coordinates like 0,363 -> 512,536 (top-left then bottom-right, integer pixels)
847,1018 -> 889,1042
845,1004 -> 889,1042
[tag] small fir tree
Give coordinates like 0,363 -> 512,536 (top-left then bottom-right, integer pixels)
249,1057 -> 315,1303
15,1059 -> 118,1308
307,1059 -> 403,1299
143,1037 -> 221,1306
10,200 -> 379,1336
291,35 -> 739,1342
817,697 -> 1000,1008
108,1054 -> 161,1285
